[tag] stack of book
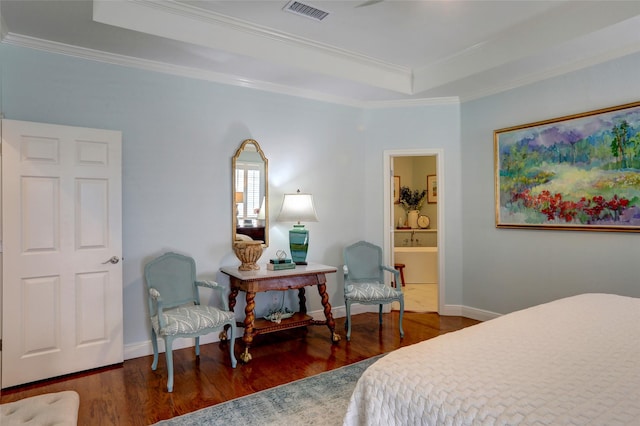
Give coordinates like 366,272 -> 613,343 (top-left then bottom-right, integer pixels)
267,258 -> 295,270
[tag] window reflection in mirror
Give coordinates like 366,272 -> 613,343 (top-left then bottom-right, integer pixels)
232,139 -> 268,247
235,163 -> 261,219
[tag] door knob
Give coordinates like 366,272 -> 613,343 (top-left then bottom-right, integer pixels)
102,256 -> 120,264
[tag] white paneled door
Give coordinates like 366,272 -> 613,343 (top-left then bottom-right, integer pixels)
1,120 -> 123,388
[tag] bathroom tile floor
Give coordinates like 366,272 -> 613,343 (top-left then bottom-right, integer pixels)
392,283 -> 438,313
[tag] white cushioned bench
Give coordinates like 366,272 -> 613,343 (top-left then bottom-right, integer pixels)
1,391 -> 79,426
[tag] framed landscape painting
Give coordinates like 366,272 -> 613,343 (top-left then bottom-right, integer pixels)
494,101 -> 640,232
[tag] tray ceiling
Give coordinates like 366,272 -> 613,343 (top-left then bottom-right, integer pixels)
2,1 -> 640,105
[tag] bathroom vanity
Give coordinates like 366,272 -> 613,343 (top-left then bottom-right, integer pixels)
394,229 -> 438,284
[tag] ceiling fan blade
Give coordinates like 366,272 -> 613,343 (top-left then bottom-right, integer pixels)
355,0 -> 384,8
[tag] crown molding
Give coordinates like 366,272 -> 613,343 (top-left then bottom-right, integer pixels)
413,1 -> 640,95
2,33 -> 368,107
93,0 -> 413,94
459,41 -> 640,103
364,97 -> 460,109
2,32 -> 459,109
5,30 -> 638,109
5,0 -> 640,109
12,27 -> 638,109
139,0 -> 408,72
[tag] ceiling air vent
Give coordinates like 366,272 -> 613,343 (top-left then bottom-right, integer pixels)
283,1 -> 329,21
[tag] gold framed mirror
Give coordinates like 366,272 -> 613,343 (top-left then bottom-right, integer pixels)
232,139 -> 268,247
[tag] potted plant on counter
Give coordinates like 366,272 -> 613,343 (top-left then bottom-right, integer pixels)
399,186 -> 427,228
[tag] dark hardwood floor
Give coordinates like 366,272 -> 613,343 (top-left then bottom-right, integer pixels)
0,312 -> 480,425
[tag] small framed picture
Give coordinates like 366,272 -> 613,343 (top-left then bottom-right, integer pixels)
427,175 -> 437,204
393,176 -> 400,204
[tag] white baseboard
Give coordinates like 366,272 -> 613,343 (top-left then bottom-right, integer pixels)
124,304 -> 498,360
326,303 -> 376,319
125,306 -> 354,360
440,304 -> 501,321
124,331 -> 227,360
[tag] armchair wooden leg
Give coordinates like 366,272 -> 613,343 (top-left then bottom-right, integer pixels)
399,298 -> 405,338
165,338 -> 174,392
228,323 -> 238,368
150,328 -> 159,371
345,302 -> 352,341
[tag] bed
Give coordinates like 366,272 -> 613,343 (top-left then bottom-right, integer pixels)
343,293 -> 640,425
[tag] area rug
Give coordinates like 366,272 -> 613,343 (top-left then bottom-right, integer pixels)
154,355 -> 384,426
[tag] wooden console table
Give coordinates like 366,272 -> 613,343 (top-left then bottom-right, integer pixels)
220,263 -> 340,363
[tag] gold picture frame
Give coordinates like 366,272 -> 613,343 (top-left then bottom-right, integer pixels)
494,101 -> 640,232
427,175 -> 437,204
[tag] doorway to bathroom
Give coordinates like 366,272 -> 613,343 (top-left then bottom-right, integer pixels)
383,149 -> 444,313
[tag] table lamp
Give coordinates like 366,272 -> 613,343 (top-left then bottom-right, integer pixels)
235,191 -> 244,217
276,189 -> 319,265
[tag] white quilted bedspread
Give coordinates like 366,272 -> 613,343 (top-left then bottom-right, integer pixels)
343,293 -> 640,426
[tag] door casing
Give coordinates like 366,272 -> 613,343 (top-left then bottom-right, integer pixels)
383,149 -> 444,313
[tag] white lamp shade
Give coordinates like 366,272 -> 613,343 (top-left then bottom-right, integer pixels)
277,192 -> 319,223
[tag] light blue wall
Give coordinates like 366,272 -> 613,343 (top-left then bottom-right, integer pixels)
460,51 -> 640,314
0,45 -> 375,350
363,105 -> 463,304
8,42 -> 637,353
1,45 -> 462,354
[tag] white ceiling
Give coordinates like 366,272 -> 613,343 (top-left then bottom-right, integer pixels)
2,0 -> 640,106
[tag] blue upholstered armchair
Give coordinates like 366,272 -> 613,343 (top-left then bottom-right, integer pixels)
343,241 -> 404,341
144,252 -> 237,392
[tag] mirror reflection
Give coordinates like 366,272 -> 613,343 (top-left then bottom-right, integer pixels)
232,139 -> 268,247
